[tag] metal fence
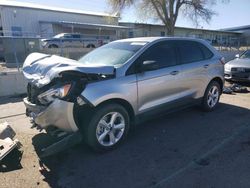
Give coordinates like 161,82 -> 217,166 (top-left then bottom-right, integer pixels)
0,36 -> 98,70
0,35 -> 249,71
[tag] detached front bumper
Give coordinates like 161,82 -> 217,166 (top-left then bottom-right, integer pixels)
224,71 -> 250,82
23,97 -> 78,132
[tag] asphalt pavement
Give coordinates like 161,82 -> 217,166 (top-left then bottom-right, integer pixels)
0,87 -> 250,188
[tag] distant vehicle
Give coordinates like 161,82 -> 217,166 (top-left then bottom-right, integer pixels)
23,37 -> 224,152
224,50 -> 250,82
41,33 -> 106,48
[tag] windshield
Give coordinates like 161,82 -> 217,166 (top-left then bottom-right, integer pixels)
78,41 -> 147,66
53,33 -> 65,38
240,50 -> 250,59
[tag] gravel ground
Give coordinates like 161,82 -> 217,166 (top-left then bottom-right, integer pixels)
0,83 -> 250,188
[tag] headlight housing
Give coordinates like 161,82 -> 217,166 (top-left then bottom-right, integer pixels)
224,65 -> 231,72
38,84 -> 71,104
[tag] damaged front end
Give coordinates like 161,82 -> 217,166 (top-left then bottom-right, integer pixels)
24,81 -> 79,132
23,53 -> 115,133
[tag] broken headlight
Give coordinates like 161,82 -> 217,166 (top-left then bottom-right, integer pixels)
38,84 -> 71,104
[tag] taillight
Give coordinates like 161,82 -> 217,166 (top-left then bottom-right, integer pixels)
220,57 -> 225,65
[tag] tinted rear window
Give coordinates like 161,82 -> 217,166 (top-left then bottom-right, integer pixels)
199,43 -> 214,59
177,41 -> 204,64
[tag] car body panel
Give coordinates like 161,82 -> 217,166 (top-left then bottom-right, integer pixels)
81,75 -> 138,114
136,65 -> 184,113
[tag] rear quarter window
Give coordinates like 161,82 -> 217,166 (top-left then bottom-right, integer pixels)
198,43 -> 214,59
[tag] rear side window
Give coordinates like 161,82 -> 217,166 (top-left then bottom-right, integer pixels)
199,43 -> 214,59
139,42 -> 177,68
73,34 -> 81,39
177,41 -> 204,64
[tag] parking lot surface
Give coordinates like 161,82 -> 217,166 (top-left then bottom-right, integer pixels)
0,85 -> 250,188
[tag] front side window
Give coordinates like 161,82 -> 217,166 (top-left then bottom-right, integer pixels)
139,42 -> 177,68
78,41 -> 147,67
64,34 -> 72,39
177,41 -> 204,64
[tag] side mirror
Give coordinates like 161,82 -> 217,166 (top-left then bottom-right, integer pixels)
235,54 -> 240,58
139,60 -> 159,72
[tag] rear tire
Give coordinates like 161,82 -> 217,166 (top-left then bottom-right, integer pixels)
83,103 -> 130,152
201,81 -> 221,112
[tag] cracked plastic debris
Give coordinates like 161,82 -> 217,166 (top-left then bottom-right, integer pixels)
0,122 -> 21,161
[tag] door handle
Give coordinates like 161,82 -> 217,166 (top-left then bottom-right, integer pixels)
203,64 -> 209,68
170,71 -> 179,75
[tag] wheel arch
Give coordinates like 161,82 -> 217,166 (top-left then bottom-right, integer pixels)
209,77 -> 224,93
96,98 -> 136,124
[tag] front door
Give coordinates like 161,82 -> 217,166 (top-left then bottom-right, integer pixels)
136,41 -> 185,114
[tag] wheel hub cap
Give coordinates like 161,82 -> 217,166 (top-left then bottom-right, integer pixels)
96,112 -> 125,146
207,85 -> 219,108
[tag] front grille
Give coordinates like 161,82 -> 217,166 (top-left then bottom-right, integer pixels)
231,67 -> 237,71
27,83 -> 41,104
231,67 -> 250,73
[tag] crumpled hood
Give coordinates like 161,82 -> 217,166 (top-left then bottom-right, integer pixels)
23,53 -> 115,88
225,58 -> 250,68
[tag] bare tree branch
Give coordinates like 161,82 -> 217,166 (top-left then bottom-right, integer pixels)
108,0 -> 225,35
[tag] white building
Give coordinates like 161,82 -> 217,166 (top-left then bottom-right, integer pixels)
119,22 -> 243,46
0,0 -> 127,40
221,25 -> 250,46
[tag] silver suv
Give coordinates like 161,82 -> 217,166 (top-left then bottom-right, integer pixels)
23,37 -> 224,151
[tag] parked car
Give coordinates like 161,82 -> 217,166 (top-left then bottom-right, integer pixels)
224,50 -> 250,82
23,37 -> 224,151
41,33 -> 103,48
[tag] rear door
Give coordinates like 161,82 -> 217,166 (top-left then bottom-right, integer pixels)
175,40 -> 213,99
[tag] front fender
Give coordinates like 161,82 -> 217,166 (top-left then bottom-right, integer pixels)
80,75 -> 138,114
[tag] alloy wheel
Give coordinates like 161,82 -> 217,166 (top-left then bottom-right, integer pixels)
96,112 -> 125,146
207,85 -> 219,108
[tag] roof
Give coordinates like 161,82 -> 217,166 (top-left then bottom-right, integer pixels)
115,36 -> 211,43
220,25 -> 250,31
0,0 -> 115,17
119,22 -> 242,34
40,21 -> 129,29
116,37 -> 161,43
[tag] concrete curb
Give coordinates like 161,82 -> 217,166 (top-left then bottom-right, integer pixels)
0,71 -> 27,97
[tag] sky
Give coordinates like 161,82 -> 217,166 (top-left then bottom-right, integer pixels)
9,0 -> 250,29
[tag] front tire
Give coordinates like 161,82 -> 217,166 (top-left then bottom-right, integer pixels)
201,81 -> 221,112
84,103 -> 130,152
